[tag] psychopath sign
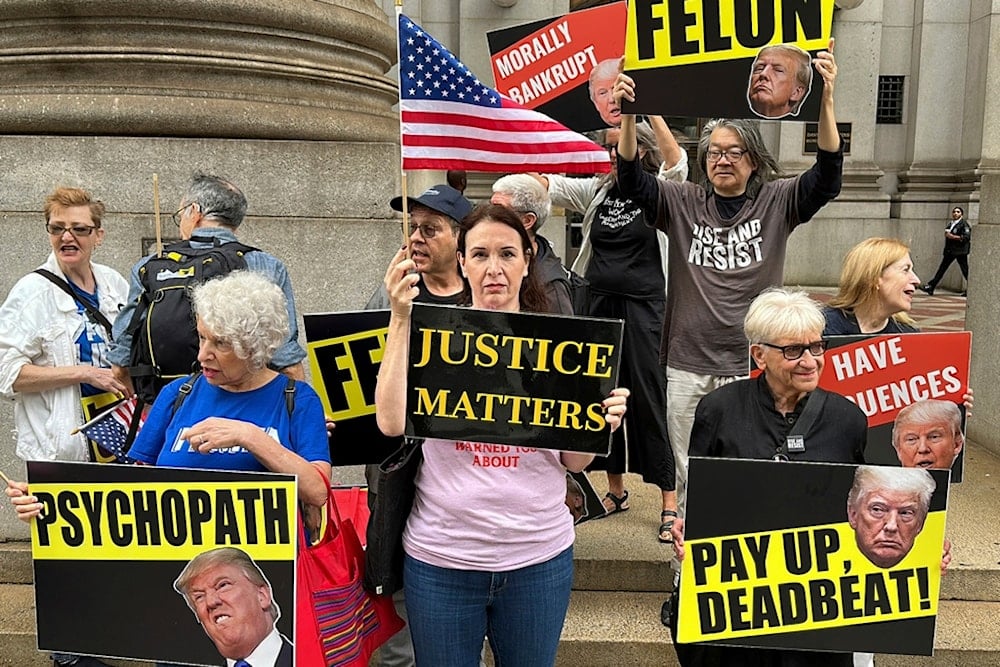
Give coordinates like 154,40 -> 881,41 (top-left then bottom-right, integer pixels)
28,461 -> 296,666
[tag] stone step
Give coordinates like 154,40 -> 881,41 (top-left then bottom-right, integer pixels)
558,591 -> 1000,666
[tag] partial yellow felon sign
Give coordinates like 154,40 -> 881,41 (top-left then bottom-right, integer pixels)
30,480 -> 296,561
307,325 -> 388,421
625,0 -> 834,70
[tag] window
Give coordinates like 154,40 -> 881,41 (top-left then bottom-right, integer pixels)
876,75 -> 905,124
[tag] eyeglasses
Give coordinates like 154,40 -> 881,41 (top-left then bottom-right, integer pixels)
45,223 -> 98,237
761,340 -> 828,360
403,222 -> 453,239
172,202 -> 195,227
706,148 -> 747,163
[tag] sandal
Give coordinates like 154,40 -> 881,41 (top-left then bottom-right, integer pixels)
659,510 -> 678,543
601,490 -> 630,516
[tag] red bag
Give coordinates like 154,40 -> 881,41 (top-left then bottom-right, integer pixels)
296,485 -> 403,666
332,487 -> 370,548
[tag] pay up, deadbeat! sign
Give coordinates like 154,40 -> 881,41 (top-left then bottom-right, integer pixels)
623,0 -> 835,120
406,304 -> 623,455
680,458 -> 948,656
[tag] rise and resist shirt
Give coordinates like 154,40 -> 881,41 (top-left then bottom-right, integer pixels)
618,146 -> 843,376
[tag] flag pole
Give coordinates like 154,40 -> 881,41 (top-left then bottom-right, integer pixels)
152,173 -> 163,257
395,2 -> 411,255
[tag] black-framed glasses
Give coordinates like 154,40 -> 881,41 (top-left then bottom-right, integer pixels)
172,202 -> 195,226
706,148 -> 747,163
761,340 -> 828,360
45,223 -> 98,237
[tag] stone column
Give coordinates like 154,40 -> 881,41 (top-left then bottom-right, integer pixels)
965,5 -> 1000,457
0,0 -> 399,538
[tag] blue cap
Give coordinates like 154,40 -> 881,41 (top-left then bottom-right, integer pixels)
390,184 -> 473,224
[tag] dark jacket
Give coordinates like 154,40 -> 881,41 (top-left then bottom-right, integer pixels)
944,218 -> 971,256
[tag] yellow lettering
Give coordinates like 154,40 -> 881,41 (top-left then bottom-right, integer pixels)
474,333 -> 500,367
585,402 -> 606,431
531,398 -> 556,427
449,391 -> 478,420
553,341 -> 583,375
413,327 -> 436,368
557,400 -> 583,429
414,387 -> 450,416
584,343 -> 615,378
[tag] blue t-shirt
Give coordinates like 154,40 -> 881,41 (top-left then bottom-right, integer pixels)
69,280 -> 111,396
130,373 -> 330,470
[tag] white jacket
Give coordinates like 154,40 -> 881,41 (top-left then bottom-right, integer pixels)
0,253 -> 128,461
547,151 -> 689,281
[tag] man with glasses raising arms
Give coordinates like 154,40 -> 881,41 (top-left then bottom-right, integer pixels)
614,39 -> 844,514
108,172 -> 307,401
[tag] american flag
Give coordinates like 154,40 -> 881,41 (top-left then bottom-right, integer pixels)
398,13 -> 610,174
79,396 -> 144,462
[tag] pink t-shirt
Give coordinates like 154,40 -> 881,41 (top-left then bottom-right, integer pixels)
402,438 -> 575,571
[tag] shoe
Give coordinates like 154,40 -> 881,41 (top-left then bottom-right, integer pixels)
600,490 -> 630,516
53,658 -> 113,667
659,510 -> 678,543
917,284 -> 934,295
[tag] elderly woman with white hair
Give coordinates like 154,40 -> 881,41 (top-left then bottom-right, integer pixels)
123,270 -> 330,504
667,287 -> 867,667
8,271 -> 331,509
690,287 -> 868,465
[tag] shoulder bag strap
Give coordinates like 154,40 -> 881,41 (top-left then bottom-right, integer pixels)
34,268 -> 114,336
780,388 -> 829,458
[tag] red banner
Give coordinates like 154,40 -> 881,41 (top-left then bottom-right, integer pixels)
489,3 -> 626,111
820,333 -> 970,428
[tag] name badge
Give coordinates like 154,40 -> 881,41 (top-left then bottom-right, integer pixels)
786,435 -> 805,453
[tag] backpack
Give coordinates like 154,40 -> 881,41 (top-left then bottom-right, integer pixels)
125,236 -> 257,404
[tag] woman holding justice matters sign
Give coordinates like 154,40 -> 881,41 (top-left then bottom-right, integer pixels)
375,204 -> 629,667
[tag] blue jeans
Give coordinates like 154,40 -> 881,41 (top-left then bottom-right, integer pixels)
403,547 -> 573,667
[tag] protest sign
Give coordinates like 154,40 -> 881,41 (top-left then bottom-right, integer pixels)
406,304 -> 622,454
488,2 -> 627,133
305,309 -> 402,465
623,0 -> 835,120
567,470 -> 608,524
28,461 -> 296,666
822,332 -> 970,480
679,457 -> 948,655
749,332 -> 970,481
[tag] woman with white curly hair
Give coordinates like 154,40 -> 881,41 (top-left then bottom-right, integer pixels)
123,270 -> 330,504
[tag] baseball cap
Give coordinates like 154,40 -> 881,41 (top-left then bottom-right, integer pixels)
390,184 -> 473,224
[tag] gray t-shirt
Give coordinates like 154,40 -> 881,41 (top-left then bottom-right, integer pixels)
656,177 -> 800,376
